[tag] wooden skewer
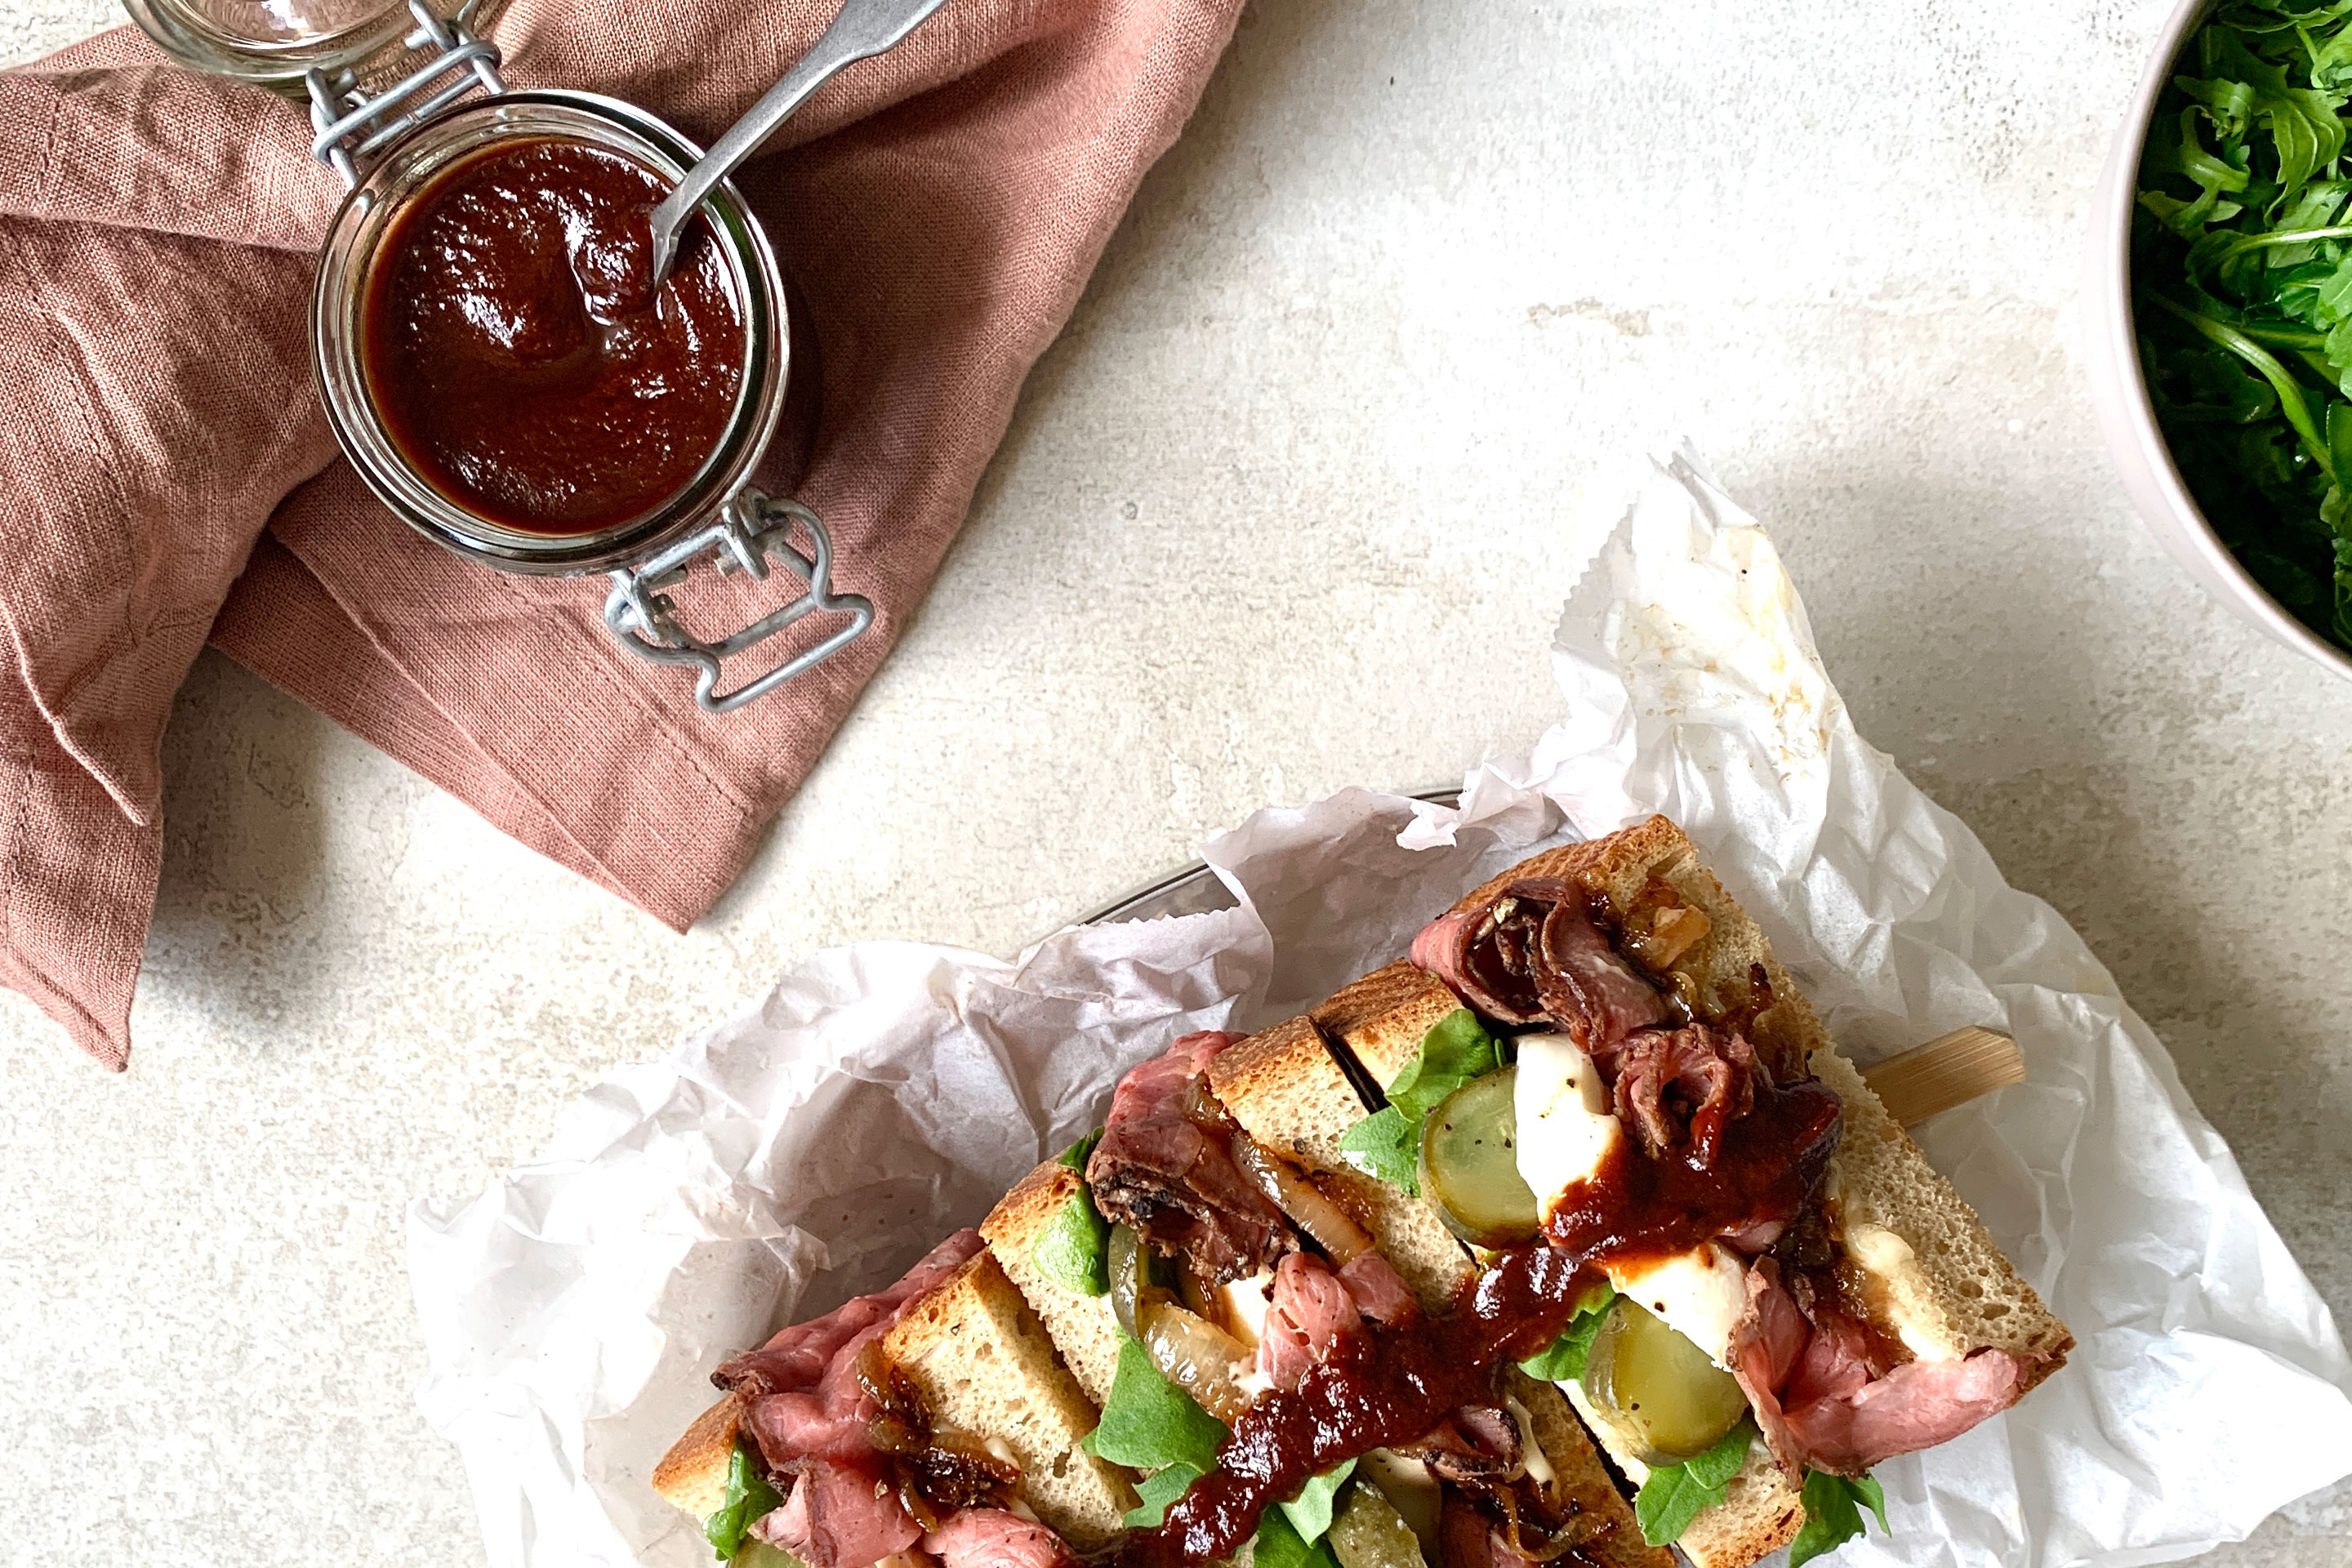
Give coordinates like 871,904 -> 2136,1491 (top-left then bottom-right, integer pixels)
1861,1026 -> 2027,1128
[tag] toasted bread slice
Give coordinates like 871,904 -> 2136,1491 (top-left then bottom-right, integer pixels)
1505,1371 -> 1677,1568
981,1160 -> 1129,1409
1205,1015 -> 1476,1312
1313,817 -> 2072,1568
1312,960 -> 1463,1094
882,1250 -> 1138,1549
651,1390 -> 748,1521
651,1251 -> 1135,1553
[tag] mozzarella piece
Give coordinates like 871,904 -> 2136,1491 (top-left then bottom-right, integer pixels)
1513,1031 -> 1623,1220
1842,1222 -> 1958,1362
1606,1242 -> 1751,1371
1503,1396 -> 1554,1488
1217,1267 -> 1274,1350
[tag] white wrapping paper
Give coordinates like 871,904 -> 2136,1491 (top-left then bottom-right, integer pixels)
409,449 -> 2352,1568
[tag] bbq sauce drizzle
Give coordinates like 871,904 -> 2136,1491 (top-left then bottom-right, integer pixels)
1121,877 -> 1845,1566
1120,1245 -> 1597,1567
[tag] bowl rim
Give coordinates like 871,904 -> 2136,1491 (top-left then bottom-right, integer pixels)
2099,0 -> 2352,681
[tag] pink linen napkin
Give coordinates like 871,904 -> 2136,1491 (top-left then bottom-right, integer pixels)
0,0 -> 1245,1070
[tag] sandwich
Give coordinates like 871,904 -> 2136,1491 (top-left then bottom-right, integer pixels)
653,815 -> 2070,1568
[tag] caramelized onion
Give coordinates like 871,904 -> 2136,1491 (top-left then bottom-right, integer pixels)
1233,1136 -> 1374,1263
1139,1300 -> 1254,1423
1632,904 -> 1711,970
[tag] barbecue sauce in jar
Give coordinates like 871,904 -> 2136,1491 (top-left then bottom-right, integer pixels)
359,137 -> 745,535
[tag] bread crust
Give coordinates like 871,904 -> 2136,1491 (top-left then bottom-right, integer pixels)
1311,960 -> 1463,1094
650,1390 -> 744,1521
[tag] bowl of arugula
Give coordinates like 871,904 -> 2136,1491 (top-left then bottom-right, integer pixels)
2090,0 -> 2352,679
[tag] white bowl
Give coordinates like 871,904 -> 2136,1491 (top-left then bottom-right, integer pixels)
2083,0 -> 2352,681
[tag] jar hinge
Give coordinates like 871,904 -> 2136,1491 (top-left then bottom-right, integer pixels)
604,495 -> 876,715
307,0 -> 506,188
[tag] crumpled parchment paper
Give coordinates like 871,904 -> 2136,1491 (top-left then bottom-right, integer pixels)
409,448 -> 2352,1568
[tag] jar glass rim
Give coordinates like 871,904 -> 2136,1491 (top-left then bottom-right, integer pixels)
312,90 -> 789,575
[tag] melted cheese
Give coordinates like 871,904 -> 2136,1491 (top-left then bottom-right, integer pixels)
1606,1242 -> 1750,1370
1513,1031 -> 1623,1219
1504,1396 -> 1554,1488
1843,1220 -> 1958,1362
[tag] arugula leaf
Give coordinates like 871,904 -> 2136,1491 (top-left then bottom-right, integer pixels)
1081,1336 -> 1227,1472
702,1439 -> 784,1562
1250,1502 -> 1343,1568
1518,1281 -> 1619,1381
2136,2 -> 2352,652
1788,1470 -> 1890,1567
1278,1459 -> 1357,1544
1123,1460 -> 1203,1529
1032,1130 -> 1110,1295
1338,1105 -> 1419,1194
1633,1422 -> 1756,1547
1384,1008 -> 1501,1123
1339,1008 -> 1499,1196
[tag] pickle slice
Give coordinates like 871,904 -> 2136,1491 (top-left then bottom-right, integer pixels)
1416,1067 -> 1541,1247
1577,1298 -> 1748,1463
1327,1481 -> 1428,1568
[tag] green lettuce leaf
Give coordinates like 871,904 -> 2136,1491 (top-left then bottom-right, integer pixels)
1517,1281 -> 1619,1381
1082,1336 -> 1227,1473
1250,1503 -> 1343,1568
1277,1459 -> 1357,1544
1337,1106 -> 1419,1194
1339,1008 -> 1499,1196
702,1440 -> 785,1562
1788,1470 -> 1888,1567
1031,1129 -> 1110,1295
1633,1421 -> 1756,1547
1383,1008 -> 1500,1122
1123,1460 -> 1204,1528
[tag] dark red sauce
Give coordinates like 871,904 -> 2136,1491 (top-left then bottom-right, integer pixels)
360,137 -> 745,535
1118,898 -> 1847,1563
1124,1246 -> 1600,1567
1544,1077 -> 1842,1266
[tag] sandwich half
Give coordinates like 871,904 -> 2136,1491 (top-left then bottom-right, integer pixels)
652,813 -> 2069,1568
1306,816 -> 2071,1567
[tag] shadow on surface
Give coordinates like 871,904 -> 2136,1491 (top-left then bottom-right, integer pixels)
143,648 -> 344,1052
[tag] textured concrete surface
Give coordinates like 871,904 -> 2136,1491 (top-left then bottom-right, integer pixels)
2,1 -> 2347,1564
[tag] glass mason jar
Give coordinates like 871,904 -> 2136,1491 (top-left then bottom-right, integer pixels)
123,0 -> 470,89
127,2 -> 870,712
314,91 -> 790,573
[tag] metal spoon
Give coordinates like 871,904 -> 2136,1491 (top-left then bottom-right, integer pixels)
644,0 -> 949,285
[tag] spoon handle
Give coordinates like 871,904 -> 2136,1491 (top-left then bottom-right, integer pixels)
647,0 -> 948,278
